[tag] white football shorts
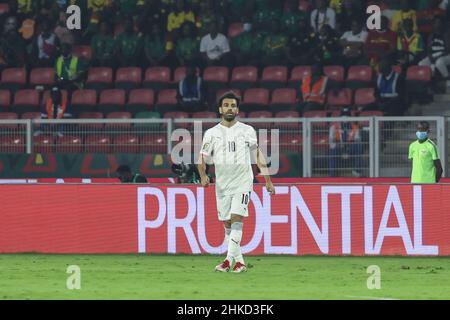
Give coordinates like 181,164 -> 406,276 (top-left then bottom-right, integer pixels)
216,191 -> 251,221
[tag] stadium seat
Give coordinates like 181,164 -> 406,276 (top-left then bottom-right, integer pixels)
163,111 -> 189,129
56,135 -> 83,153
354,88 -> 376,106
115,67 -> 142,90
72,45 -> 92,60
359,110 -> 384,117
0,68 -> 27,91
0,90 -> 11,110
347,66 -> 373,88
241,88 -> 270,112
105,111 -> 132,129
289,66 -> 311,89
0,135 -> 25,153
303,110 -> 329,130
298,0 -> 310,11
191,111 -> 217,129
156,89 -> 178,113
280,134 -> 302,153
327,88 -> 353,108
0,3 -> 9,14
228,23 -> 245,39
406,66 -> 432,82
275,111 -> 301,129
140,134 -> 167,153
79,112 -> 104,130
127,89 -> 154,115
29,68 -> 55,88
113,134 -> 140,153
71,89 -> 97,115
247,111 -> 273,129
0,112 -> 19,130
13,89 -> 40,115
203,66 -> 230,104
260,66 -> 288,90
85,134 -> 112,153
324,65 -> 345,82
143,67 -> 171,91
269,88 -> 297,111
20,112 -> 41,120
134,111 -> 162,132
98,89 -> 126,114
33,135 -> 54,153
86,67 -> 113,91
230,66 -> 258,90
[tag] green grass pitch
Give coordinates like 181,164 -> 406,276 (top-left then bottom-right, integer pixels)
1,254 -> 450,300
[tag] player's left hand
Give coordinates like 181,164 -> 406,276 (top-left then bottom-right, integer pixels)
266,181 -> 275,195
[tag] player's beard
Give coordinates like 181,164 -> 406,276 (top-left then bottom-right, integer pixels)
223,112 -> 236,122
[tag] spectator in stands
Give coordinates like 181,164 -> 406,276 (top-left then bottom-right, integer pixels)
287,15 -> 319,67
397,18 -> 425,69
418,18 -> 450,79
0,16 -> 25,69
177,65 -> 205,112
112,0 -> 139,19
116,164 -> 148,183
252,0 -> 283,32
144,22 -> 172,67
281,0 -> 308,37
196,0 -> 224,36
365,15 -> 397,70
54,10 -> 75,46
137,0 -> 166,33
116,16 -> 143,67
301,64 -> 329,112
328,107 -> 363,177
260,20 -> 289,67
31,19 -> 60,68
231,22 -> 264,67
376,58 -> 404,116
340,19 -> 369,67
37,85 -> 72,137
55,42 -> 87,92
166,0 -> 196,41
91,20 -> 117,67
310,0 -> 336,32
200,22 -> 230,67
390,0 -> 418,34
175,22 -> 200,67
0,0 -> 26,34
315,24 -> 341,65
224,0 -> 253,24
331,0 -> 364,33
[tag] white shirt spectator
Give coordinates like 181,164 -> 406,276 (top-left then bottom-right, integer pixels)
340,30 -> 368,43
310,7 -> 336,32
200,33 -> 230,61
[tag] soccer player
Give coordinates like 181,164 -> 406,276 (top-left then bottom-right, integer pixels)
409,121 -> 443,183
197,91 -> 276,273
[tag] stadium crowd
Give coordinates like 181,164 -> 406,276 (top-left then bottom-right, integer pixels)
0,0 -> 449,118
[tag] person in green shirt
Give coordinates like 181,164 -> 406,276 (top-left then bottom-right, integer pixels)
116,17 -> 143,67
91,20 -> 117,67
409,121 -> 443,183
260,20 -> 288,66
55,42 -> 88,92
175,22 -> 200,66
281,0 -> 307,36
113,0 -> 138,18
231,23 -> 264,66
144,23 -> 171,67
252,0 -> 282,32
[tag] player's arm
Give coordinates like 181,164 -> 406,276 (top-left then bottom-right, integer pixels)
256,147 -> 275,195
197,153 -> 210,187
434,159 -> 443,183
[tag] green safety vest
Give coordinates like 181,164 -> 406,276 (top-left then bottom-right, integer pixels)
56,56 -> 79,80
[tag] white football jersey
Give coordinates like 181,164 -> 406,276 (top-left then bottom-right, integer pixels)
200,121 -> 258,196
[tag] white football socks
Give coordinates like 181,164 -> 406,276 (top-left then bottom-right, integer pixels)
227,222 -> 244,265
224,226 -> 232,263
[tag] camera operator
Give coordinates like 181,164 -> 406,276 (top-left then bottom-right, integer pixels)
116,165 -> 148,183
172,161 -> 213,184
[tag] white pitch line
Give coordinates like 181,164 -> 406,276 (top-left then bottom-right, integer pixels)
346,295 -> 400,300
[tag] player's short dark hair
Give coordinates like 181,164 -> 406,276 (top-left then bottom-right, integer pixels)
217,91 -> 241,109
116,165 -> 131,174
418,121 -> 430,130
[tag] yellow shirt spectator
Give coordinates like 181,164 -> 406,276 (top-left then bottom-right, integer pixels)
390,10 -> 418,33
167,10 -> 195,33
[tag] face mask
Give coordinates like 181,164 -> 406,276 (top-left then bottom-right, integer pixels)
416,131 -> 428,140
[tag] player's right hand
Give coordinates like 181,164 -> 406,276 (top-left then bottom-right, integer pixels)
201,175 -> 210,187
